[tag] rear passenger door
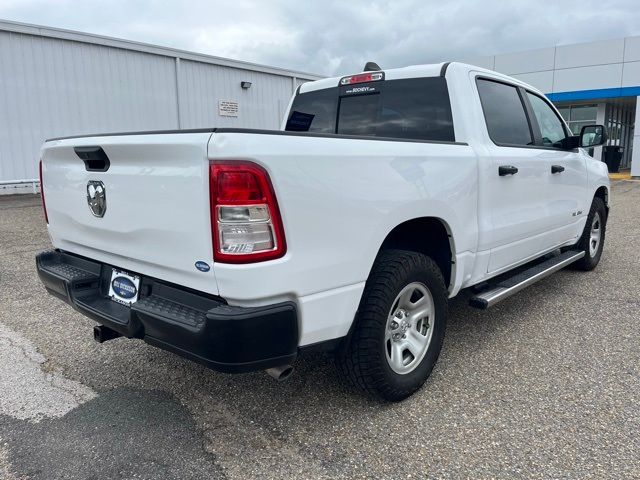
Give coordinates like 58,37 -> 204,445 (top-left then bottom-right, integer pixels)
475,77 -> 557,273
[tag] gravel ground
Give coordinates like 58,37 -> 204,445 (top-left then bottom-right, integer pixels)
0,183 -> 638,479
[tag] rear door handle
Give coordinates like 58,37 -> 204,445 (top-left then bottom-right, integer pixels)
498,165 -> 519,176
551,165 -> 565,174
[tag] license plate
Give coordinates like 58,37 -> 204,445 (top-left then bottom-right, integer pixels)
108,269 -> 141,306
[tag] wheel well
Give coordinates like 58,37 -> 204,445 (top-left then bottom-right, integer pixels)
595,186 -> 609,217
378,218 -> 453,288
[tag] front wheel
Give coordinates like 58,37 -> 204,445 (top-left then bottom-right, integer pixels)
335,249 -> 448,401
573,197 -> 607,271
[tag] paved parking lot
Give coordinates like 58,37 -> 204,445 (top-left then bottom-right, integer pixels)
1,181 -> 639,479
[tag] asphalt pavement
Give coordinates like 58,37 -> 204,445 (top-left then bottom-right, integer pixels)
0,182 -> 638,479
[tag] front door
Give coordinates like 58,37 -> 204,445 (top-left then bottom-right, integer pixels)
523,91 -> 589,246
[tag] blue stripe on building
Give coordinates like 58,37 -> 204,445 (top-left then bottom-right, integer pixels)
546,86 -> 640,102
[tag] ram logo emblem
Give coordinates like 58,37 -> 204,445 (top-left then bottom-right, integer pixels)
86,180 -> 107,217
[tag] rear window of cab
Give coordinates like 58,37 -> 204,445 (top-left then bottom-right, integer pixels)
285,77 -> 455,142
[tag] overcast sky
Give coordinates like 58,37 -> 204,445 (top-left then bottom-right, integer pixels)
1,0 -> 640,76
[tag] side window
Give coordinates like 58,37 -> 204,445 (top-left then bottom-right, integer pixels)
476,79 -> 533,146
526,92 -> 567,147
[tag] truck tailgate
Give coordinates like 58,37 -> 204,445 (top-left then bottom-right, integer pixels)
41,132 -> 218,295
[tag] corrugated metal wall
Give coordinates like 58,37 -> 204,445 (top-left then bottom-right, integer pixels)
0,27 -> 316,184
178,60 -> 297,129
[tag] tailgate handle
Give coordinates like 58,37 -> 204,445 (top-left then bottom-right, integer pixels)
74,146 -> 110,172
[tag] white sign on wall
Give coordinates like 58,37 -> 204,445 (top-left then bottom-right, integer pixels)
218,100 -> 239,117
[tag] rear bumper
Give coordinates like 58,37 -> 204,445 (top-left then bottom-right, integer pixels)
36,250 -> 298,373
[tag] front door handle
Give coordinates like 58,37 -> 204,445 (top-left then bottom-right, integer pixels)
498,165 -> 519,176
551,165 -> 565,174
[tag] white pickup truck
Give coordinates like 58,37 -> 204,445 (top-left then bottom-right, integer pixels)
37,62 -> 610,401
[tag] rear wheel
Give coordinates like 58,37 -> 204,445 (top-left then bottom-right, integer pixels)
573,197 -> 607,271
335,249 -> 447,401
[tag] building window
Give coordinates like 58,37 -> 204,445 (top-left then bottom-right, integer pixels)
557,104 -> 598,135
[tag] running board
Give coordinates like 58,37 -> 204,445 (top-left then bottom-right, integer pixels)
469,250 -> 585,309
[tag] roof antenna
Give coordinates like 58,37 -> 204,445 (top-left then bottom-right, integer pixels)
363,61 -> 381,72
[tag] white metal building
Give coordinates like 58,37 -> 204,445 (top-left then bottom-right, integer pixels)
0,20 -> 321,193
461,36 -> 640,177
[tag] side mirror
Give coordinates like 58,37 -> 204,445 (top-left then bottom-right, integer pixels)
580,125 -> 607,148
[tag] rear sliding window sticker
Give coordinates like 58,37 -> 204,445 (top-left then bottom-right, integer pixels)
286,111 -> 315,131
344,86 -> 377,95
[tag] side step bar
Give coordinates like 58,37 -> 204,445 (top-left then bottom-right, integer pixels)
469,250 -> 585,309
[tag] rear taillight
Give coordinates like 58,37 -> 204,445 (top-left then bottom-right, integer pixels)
209,161 -> 286,263
39,159 -> 48,224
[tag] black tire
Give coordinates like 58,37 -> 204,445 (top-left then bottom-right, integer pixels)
573,197 -> 607,271
335,249 -> 448,402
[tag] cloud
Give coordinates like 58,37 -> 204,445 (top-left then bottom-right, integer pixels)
1,0 -> 639,76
